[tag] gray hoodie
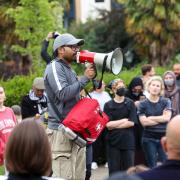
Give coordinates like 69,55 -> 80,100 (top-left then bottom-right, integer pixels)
44,59 -> 89,130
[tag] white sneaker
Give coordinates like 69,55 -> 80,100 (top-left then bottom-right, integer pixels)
91,162 -> 98,170
104,162 -> 108,168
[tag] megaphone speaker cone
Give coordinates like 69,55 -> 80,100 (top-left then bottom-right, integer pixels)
110,48 -> 123,75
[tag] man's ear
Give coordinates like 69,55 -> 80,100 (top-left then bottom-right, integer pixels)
58,47 -> 64,54
161,136 -> 167,153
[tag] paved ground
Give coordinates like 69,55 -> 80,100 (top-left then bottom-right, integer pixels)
91,166 -> 109,180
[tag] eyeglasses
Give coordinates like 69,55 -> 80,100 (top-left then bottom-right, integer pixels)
64,45 -> 80,51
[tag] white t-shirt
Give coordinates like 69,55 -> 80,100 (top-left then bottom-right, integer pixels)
89,91 -> 111,111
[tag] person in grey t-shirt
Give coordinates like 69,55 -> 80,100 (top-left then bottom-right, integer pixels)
137,76 -> 172,168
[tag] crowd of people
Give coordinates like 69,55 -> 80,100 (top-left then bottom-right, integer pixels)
0,32 -> 180,180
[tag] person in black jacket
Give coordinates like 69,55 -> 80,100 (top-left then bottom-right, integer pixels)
41,32 -> 60,64
126,77 -> 146,165
126,77 -> 145,105
21,77 -> 47,119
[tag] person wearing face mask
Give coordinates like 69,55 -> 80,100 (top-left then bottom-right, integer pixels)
104,79 -> 138,175
173,64 -> 180,87
163,71 -> 180,117
126,77 -> 145,107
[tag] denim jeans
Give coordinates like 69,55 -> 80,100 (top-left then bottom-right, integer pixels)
142,137 -> 166,168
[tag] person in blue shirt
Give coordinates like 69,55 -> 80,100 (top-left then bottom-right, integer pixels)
137,76 -> 172,168
137,115 -> 180,180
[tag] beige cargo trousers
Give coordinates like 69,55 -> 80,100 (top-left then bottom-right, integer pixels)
47,128 -> 86,180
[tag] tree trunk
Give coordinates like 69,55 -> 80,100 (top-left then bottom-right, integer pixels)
21,55 -> 32,75
148,38 -> 177,66
149,42 -> 160,66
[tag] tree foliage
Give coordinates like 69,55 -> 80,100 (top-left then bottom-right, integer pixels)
69,9 -> 130,53
118,0 -> 180,66
0,0 -> 65,78
7,0 -> 54,56
69,8 -> 140,69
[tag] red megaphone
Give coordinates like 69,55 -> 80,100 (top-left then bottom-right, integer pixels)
76,48 -> 123,75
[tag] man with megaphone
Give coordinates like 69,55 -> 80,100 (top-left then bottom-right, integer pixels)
44,33 -> 96,179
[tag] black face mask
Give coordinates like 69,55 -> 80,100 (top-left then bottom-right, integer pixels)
132,92 -> 141,97
116,87 -> 126,97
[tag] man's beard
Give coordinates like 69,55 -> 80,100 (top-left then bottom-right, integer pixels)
64,53 -> 76,63
72,53 -> 77,61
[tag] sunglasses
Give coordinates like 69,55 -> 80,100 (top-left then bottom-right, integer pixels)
64,45 -> 80,51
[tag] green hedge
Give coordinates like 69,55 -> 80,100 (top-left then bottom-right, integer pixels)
0,75 -> 36,106
94,63 -> 169,86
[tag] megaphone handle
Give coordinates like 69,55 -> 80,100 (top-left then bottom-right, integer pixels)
83,88 -> 92,99
83,56 -> 107,97
98,55 -> 108,89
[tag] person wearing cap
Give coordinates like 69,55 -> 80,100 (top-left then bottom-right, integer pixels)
44,33 -> 96,179
21,77 -> 47,119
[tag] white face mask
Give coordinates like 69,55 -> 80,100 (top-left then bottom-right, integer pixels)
164,79 -> 174,86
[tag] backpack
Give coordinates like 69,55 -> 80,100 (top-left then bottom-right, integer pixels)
63,98 -> 109,144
